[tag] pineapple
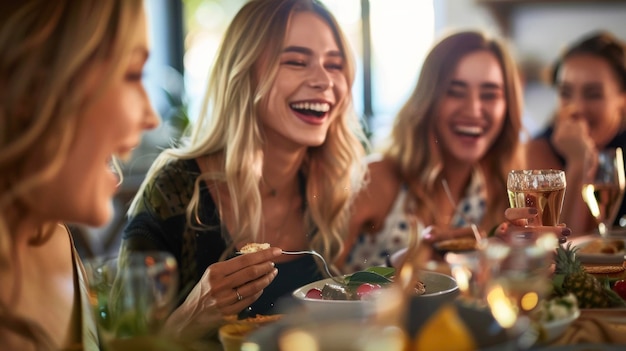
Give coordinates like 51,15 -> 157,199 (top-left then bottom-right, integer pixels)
553,243 -> 626,309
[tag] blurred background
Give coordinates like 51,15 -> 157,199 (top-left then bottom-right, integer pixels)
71,0 -> 626,259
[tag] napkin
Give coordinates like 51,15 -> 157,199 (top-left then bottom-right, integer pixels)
554,315 -> 626,345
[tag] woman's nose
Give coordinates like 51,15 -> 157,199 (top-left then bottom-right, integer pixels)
143,102 -> 160,130
465,93 -> 482,117
562,98 -> 583,121
307,64 -> 333,90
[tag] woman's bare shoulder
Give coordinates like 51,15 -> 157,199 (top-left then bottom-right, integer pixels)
354,155 -> 401,216
349,155 -> 403,237
523,139 -> 561,169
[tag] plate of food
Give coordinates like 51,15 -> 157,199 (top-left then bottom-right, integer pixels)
291,267 -> 459,319
531,293 -> 581,344
574,238 -> 626,264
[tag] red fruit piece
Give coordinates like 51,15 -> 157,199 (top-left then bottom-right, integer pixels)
613,280 -> 626,300
356,283 -> 382,299
305,288 -> 323,299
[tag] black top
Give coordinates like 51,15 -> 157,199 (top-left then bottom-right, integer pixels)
535,126 -> 626,227
122,159 -> 322,318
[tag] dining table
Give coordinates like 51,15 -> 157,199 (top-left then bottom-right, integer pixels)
200,233 -> 626,350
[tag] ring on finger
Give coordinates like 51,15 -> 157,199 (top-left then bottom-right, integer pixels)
235,288 -> 243,302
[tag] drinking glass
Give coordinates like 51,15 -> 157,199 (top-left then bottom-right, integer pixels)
507,169 -> 566,226
581,147 -> 626,237
84,251 -> 179,349
444,250 -> 488,306
483,233 -> 556,343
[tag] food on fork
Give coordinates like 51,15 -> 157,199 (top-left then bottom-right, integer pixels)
240,242 -> 270,254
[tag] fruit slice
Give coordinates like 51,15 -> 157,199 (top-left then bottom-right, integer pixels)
412,304 -> 476,351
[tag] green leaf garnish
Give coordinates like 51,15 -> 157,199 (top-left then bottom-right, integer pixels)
345,270 -> 393,289
363,266 -> 395,278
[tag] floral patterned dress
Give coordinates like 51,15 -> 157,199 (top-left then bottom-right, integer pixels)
344,167 -> 487,273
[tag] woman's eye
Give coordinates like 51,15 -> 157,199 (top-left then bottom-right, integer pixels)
584,93 -> 603,100
480,92 -> 499,100
325,63 -> 343,71
447,89 -> 465,98
284,60 -> 306,67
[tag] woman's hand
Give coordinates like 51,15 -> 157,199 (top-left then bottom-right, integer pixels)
552,117 -> 596,165
495,207 -> 571,244
163,247 -> 281,340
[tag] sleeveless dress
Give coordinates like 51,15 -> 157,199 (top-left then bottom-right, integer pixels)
344,167 -> 487,273
69,226 -> 101,351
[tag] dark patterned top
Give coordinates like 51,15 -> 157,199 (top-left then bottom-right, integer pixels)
535,126 -> 626,227
122,159 -> 323,317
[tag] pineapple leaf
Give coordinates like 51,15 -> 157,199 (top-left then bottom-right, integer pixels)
551,273 -> 566,295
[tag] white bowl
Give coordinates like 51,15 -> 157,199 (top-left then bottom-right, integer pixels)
538,309 -> 580,344
291,270 -> 459,319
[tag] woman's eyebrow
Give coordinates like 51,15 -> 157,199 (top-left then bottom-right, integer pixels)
283,46 -> 312,55
449,80 -> 503,90
282,45 -> 343,58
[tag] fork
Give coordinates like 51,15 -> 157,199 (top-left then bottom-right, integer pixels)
281,250 -> 345,284
235,249 -> 345,284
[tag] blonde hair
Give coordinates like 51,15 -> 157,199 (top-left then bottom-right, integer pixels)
130,0 -> 367,263
383,30 -> 524,229
0,0 -> 145,348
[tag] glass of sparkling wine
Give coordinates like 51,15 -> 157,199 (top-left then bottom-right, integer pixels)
581,147 -> 626,237
507,169 -> 566,226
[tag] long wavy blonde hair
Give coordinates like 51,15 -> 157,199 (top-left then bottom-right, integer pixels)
383,30 -> 524,230
129,0 -> 367,264
0,0 -> 145,348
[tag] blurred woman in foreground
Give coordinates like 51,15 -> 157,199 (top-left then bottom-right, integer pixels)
0,1 -> 158,349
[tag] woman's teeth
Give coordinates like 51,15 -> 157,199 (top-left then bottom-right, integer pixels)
290,102 -> 330,118
454,125 -> 482,136
290,102 -> 330,112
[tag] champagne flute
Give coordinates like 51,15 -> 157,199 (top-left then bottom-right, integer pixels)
507,169 -> 566,227
581,147 -> 626,237
84,251 -> 179,349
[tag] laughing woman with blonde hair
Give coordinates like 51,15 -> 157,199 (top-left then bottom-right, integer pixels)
0,0 -> 158,349
121,0 -> 368,339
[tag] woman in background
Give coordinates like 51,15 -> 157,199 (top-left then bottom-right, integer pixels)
526,31 -> 626,235
0,1 -> 158,349
341,30 -> 526,272
121,0 -> 367,340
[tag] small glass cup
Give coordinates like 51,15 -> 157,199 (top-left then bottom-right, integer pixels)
484,232 -> 556,340
444,250 -> 488,306
507,169 -> 566,226
84,251 -> 178,349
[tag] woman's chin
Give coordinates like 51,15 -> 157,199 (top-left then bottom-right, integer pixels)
79,204 -> 114,228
